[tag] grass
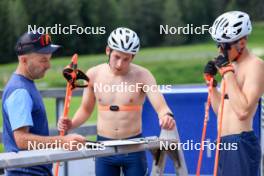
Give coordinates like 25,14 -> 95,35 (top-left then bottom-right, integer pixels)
43,97 -> 97,127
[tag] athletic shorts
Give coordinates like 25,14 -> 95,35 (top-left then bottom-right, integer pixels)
217,131 -> 261,176
95,134 -> 148,176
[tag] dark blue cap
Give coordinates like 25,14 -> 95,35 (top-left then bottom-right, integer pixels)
15,31 -> 61,55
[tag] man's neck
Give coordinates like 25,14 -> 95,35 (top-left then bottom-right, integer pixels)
15,65 -> 33,80
109,66 -> 130,76
234,48 -> 250,64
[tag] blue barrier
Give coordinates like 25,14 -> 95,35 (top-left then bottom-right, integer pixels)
142,85 -> 261,175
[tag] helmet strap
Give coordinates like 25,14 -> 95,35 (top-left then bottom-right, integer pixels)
222,43 -> 229,61
233,44 -> 244,62
107,49 -> 113,65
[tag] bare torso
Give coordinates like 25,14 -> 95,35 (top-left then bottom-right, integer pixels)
220,56 -> 263,136
90,63 -> 147,139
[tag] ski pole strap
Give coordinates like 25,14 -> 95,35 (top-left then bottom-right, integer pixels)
63,67 -> 89,89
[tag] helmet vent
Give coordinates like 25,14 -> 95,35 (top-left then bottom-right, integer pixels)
111,37 -> 118,45
236,28 -> 242,34
219,18 -> 227,27
128,42 -> 133,49
222,33 -> 231,39
234,22 -> 242,27
133,44 -> 139,50
121,40 -> 125,50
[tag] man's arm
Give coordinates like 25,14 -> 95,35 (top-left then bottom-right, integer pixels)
14,127 -> 86,150
71,85 -> 96,128
143,70 -> 175,130
210,87 -> 221,115
71,69 -> 96,128
223,63 -> 264,120
203,60 -> 221,115
4,88 -> 86,150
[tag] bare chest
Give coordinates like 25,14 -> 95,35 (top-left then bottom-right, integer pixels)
93,74 -> 145,105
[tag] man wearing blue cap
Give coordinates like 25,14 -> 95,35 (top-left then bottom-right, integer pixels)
2,32 -> 86,176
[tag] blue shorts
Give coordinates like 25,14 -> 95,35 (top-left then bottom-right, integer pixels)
95,134 -> 148,176
217,131 -> 261,176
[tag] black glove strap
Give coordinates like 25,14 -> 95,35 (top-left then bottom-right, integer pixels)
63,68 -> 89,89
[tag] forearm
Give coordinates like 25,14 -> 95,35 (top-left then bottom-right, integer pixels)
71,107 -> 92,128
149,92 -> 172,118
14,131 -> 64,150
210,87 -> 221,115
157,105 -> 173,118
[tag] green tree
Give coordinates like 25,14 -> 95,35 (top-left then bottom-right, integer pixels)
91,0 -> 120,52
22,0 -> 82,55
162,0 -> 187,45
226,0 -> 264,20
0,0 -> 28,63
120,0 -> 164,47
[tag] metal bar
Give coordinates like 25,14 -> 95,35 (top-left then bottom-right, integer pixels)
0,137 -> 169,169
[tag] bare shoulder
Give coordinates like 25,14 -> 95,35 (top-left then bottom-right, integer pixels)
130,63 -> 153,77
130,64 -> 155,83
247,56 -> 264,89
249,56 -> 264,75
254,57 -> 264,83
86,63 -> 108,85
86,63 -> 108,77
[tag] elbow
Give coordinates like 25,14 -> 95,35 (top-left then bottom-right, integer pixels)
13,131 -> 28,150
14,136 -> 26,149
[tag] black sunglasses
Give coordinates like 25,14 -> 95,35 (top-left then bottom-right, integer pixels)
216,40 -> 240,50
19,34 -> 52,48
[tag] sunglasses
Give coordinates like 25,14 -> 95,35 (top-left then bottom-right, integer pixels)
19,34 -> 52,48
216,40 -> 240,50
216,43 -> 231,50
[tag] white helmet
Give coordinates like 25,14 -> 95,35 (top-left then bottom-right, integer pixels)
211,11 -> 252,43
108,27 -> 140,55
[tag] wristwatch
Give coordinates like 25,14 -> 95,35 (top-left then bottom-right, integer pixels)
166,112 -> 174,118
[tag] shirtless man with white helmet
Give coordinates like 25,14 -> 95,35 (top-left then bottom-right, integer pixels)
204,11 -> 264,176
58,27 -> 176,176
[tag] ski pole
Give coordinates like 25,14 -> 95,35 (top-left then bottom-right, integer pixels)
54,54 -> 78,176
196,76 -> 214,176
213,79 -> 226,176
